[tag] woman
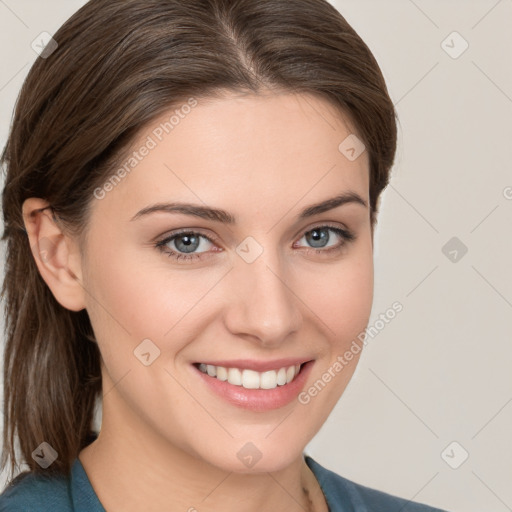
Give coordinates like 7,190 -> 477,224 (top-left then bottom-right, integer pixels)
0,0 -> 449,510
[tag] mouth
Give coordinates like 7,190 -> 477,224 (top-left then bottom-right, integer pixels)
192,359 -> 315,411
193,362 -> 306,390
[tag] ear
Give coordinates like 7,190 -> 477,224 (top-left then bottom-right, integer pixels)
22,198 -> 86,312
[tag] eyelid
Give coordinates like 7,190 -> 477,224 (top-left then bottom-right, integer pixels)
295,220 -> 350,239
158,227 -> 218,242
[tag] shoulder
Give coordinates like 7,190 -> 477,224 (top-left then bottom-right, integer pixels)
305,455 -> 449,512
0,469 -> 72,512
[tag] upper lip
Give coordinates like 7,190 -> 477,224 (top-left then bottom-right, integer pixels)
194,358 -> 313,372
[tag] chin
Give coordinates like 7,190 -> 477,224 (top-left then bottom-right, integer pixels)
194,435 -> 309,475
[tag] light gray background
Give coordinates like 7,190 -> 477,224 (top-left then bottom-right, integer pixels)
1,1 -> 511,511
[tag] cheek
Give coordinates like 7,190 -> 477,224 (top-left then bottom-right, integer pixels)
305,243 -> 374,348
294,248 -> 373,422
82,241 -> 229,360
333,257 -> 374,340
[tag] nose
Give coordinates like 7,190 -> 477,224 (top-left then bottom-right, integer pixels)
223,252 -> 303,348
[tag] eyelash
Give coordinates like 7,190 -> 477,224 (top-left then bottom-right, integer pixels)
154,224 -> 356,263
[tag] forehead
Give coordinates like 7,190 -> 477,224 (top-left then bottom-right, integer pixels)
93,91 -> 370,223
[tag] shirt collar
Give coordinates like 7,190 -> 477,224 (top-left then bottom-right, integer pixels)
305,454 -> 367,512
70,457 -> 106,512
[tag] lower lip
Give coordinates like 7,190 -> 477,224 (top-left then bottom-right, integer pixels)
193,361 -> 314,412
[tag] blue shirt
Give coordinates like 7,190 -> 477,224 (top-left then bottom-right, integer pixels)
0,454 -> 448,511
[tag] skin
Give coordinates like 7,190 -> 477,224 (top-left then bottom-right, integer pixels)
22,90 -> 374,512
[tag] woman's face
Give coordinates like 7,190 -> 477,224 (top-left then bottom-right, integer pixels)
80,90 -> 373,473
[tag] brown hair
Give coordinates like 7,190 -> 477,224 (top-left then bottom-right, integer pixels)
0,0 -> 397,482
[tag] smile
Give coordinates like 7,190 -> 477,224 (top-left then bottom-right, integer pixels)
196,363 -> 302,390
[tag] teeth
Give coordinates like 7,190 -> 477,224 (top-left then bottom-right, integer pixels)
197,363 -> 303,389
242,369 -> 260,389
216,366 -> 228,381
277,367 -> 287,385
228,367 -> 242,386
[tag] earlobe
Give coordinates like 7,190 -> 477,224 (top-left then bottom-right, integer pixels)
22,198 -> 86,312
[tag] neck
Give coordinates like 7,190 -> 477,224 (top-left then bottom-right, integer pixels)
79,422 -> 326,512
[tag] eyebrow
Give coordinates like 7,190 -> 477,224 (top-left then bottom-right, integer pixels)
130,191 -> 368,224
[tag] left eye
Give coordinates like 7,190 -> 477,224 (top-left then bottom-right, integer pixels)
296,225 -> 353,250
155,225 -> 355,263
157,231 -> 213,259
